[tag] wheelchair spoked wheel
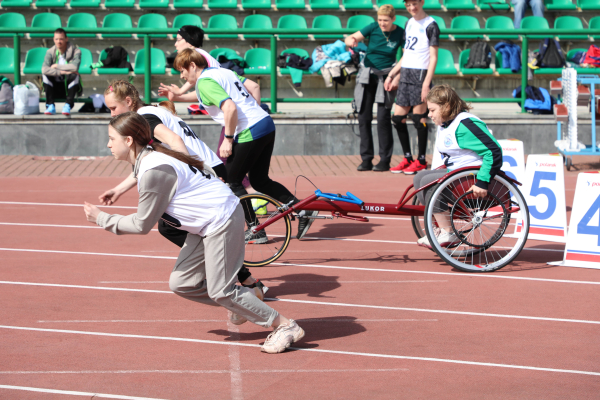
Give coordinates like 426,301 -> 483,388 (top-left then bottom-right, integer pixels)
239,193 -> 292,267
411,196 -> 426,239
424,171 -> 530,272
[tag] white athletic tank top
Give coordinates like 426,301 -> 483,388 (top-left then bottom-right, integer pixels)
436,112 -> 486,170
402,16 -> 436,70
137,106 -> 222,168
137,151 -> 239,236
196,48 -> 220,68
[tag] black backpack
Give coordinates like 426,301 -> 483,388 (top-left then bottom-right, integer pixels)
465,42 -> 492,69
535,39 -> 566,68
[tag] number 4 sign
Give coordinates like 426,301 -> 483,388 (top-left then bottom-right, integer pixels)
549,172 -> 600,269
514,154 -> 567,242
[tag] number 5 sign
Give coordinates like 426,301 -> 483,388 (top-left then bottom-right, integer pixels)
549,172 -> 600,269
514,154 -> 567,242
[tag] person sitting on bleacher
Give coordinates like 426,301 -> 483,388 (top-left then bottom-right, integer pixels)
42,28 -> 82,116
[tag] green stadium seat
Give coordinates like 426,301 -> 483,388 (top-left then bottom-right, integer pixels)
244,48 -> 271,74
450,15 -> 482,40
312,15 -> 342,39
134,48 -> 166,75
173,14 -> 203,29
477,0 -> 510,10
430,15 -> 448,39
276,0 -> 305,8
97,48 -> 131,74
137,14 -> 168,38
578,0 -> 600,9
423,0 -> 442,9
280,48 -> 311,74
309,0 -> 339,9
30,12 -> 62,38
66,13 -> 97,38
0,48 -> 15,75
434,48 -> 457,75
395,15 -> 409,28
208,0 -> 238,8
485,15 -> 517,39
243,14 -> 272,39
242,0 -> 271,8
35,0 -> 67,7
459,49 -> 493,75
139,0 -> 170,7
554,16 -> 587,40
565,48 -> 600,72
173,0 -> 204,7
494,51 -> 520,74
347,15 -> 375,30
590,16 -> 600,39
210,47 -> 242,61
0,0 -> 32,7
23,47 -> 47,74
207,14 -> 238,39
78,47 -> 93,74
520,16 -> 551,39
102,13 -> 133,38
343,0 -> 373,9
277,15 -> 308,39
377,0 -> 402,8
69,0 -> 101,7
445,0 -> 475,9
544,0 -> 576,9
104,0 -> 135,7
0,13 -> 26,38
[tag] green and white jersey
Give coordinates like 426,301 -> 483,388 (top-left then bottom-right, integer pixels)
195,67 -> 275,143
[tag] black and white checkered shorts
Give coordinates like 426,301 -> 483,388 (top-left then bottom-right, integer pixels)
395,82 -> 425,107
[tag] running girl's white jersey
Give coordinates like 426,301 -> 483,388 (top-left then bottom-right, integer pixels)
137,106 -> 222,168
402,16 -> 437,70
196,48 -> 220,68
195,67 -> 273,143
138,151 -> 239,236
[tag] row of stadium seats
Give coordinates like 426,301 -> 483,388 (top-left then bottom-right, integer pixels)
2,46 -> 598,77
1,0 -> 597,10
2,13 -> 598,40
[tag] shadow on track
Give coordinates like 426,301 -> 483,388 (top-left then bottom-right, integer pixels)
306,222 -> 383,239
263,273 -> 341,298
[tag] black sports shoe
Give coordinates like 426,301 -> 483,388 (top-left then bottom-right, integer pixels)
373,161 -> 390,172
297,210 -> 319,240
245,228 -> 268,244
357,160 -> 373,171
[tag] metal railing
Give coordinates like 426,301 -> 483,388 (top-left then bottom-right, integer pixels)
1,27 -> 598,113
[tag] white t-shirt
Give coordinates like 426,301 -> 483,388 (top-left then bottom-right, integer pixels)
138,151 -> 239,236
196,48 -> 220,68
137,106 -> 222,168
402,16 -> 439,70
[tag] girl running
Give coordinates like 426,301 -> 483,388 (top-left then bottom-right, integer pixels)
84,112 -> 304,354
414,84 -> 502,248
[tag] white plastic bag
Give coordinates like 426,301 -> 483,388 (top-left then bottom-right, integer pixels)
13,81 -> 40,115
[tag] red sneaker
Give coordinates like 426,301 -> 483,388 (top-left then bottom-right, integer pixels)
403,160 -> 427,175
390,158 -> 412,174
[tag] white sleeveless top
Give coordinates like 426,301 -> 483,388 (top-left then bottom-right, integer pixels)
436,112 -> 485,171
402,16 -> 436,70
137,151 -> 239,236
196,48 -> 220,68
137,106 -> 222,168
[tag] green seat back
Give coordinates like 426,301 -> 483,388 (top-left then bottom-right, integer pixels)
139,0 -> 170,7
0,48 -> 15,74
430,15 -> 448,39
276,0 -> 305,8
78,47 -> 93,74
104,0 -> 136,7
207,14 -> 238,38
0,12 -> 26,38
477,0 -> 510,10
277,14 -> 308,38
544,0 -> 576,9
30,13 -> 62,38
102,13 -> 133,38
395,15 -> 409,28
347,15 -> 375,30
35,0 -> 67,8
309,0 -> 339,9
23,48 -> 47,74
590,16 -> 600,39
173,14 -> 203,29
565,48 -> 587,62
281,48 -> 310,58
554,16 -> 587,40
242,0 -> 272,8
312,15 -> 342,39
70,0 -> 102,7
520,16 -> 550,38
173,0 -> 204,7
0,0 -> 33,7
578,0 -> 600,9
450,15 -> 482,39
445,0 -> 475,8
423,0 -> 442,9
377,0 -> 402,7
434,48 -> 457,75
67,13 -> 98,38
138,14 -> 168,38
243,14 -> 273,39
98,48 -> 131,74
210,48 -> 243,63
244,48 -> 271,74
134,48 -> 166,75
208,0 -> 238,8
485,15 -> 518,39
342,0 -> 373,9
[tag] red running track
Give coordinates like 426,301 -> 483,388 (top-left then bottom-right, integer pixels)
0,172 -> 599,399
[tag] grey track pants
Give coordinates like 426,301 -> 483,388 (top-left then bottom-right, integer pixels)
169,203 -> 278,328
414,169 -> 450,211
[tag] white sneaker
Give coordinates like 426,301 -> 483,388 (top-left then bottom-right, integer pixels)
261,319 -> 305,354
417,230 -> 459,249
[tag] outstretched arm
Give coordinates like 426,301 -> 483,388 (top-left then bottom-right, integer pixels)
153,124 -> 190,155
98,172 -> 138,206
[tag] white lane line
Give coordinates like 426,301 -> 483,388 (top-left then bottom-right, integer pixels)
227,321 -> 243,400
36,319 -> 438,323
0,222 -> 160,232
0,384 -> 166,400
1,325 -> 599,377
1,247 -> 597,286
1,280 -> 597,325
0,368 -> 409,374
98,280 -> 448,284
0,201 -> 137,209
